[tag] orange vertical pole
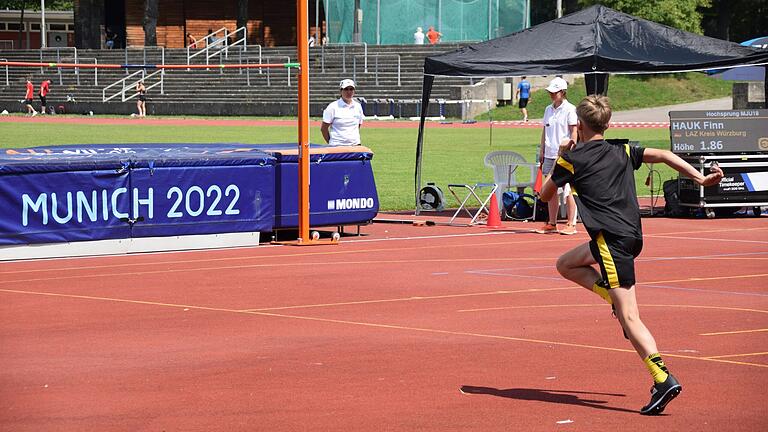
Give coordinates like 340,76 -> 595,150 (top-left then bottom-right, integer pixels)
297,0 -> 310,242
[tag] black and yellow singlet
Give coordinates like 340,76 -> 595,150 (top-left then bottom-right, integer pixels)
550,139 -> 645,239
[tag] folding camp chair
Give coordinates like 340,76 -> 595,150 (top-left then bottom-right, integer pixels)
447,182 -> 498,225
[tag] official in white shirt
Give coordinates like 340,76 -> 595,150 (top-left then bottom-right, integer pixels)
537,76 -> 579,235
321,79 -> 364,146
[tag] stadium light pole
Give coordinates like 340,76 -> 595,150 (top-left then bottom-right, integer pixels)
352,0 -> 360,43
325,0 -> 330,43
40,0 -> 47,48
438,0 -> 442,38
487,0 -> 491,40
376,0 -> 380,45
297,0 -> 310,243
525,0 -> 530,28
315,0 -> 320,46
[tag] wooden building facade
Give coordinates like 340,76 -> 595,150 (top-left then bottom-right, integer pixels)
79,0 -> 325,49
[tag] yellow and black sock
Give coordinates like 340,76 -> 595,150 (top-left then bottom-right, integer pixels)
644,353 -> 670,384
591,279 -> 613,305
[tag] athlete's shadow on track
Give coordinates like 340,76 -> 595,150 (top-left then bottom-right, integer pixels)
460,385 -> 636,413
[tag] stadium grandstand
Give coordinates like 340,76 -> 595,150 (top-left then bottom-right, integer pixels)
0,1 -> 531,117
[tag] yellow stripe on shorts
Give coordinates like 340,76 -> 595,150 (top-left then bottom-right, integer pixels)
596,232 -> 620,288
556,157 -> 574,174
624,144 -> 630,156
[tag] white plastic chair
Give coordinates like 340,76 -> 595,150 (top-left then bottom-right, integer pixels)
484,151 -> 538,219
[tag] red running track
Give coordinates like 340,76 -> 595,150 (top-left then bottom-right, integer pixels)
0,215 -> 766,431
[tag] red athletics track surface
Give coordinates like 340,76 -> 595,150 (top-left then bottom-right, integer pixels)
1,215 -> 766,431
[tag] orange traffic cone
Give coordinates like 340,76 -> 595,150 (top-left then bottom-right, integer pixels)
533,167 -> 543,194
486,193 -> 502,228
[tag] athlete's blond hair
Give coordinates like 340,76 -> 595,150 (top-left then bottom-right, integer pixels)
576,95 -> 612,133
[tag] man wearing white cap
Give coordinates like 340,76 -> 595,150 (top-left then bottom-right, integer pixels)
321,79 -> 364,146
537,76 -> 579,235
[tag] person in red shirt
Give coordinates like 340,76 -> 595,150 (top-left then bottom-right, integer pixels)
426,26 -> 442,45
39,79 -> 52,115
24,77 -> 38,116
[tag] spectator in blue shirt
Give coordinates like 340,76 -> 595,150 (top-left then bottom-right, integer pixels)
516,76 -> 531,122
207,28 -> 220,47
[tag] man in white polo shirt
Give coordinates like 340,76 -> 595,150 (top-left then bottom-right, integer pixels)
537,76 -> 579,235
321,79 -> 365,146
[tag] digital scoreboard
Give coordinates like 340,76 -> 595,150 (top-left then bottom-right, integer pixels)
669,109 -> 768,154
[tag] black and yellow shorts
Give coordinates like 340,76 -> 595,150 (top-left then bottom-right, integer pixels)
589,231 -> 643,289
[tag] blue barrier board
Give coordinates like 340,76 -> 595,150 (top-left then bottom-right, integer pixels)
0,144 -> 276,245
130,165 -> 273,238
0,169 -> 131,245
0,143 -> 378,246
273,158 -> 379,228
255,144 -> 379,228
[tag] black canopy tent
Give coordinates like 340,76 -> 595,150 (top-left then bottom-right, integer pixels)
415,5 -> 768,211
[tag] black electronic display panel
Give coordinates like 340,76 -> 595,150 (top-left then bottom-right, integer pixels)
669,109 -> 768,154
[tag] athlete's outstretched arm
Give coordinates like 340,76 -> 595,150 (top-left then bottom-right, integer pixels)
643,148 -> 723,186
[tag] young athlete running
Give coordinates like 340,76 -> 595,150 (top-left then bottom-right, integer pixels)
540,95 -> 723,415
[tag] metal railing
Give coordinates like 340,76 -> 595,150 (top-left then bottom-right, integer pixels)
225,26 -> 248,57
102,69 -> 164,102
0,59 -> 8,86
266,55 -> 291,87
232,44 -> 263,74
352,54 -> 400,86
321,42 -> 367,73
247,55 -> 292,87
39,47 -> 77,78
187,26 -> 247,67
71,57 -> 98,86
124,46 -> 165,75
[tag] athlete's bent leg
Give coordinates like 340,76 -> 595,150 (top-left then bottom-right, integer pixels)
609,286 -> 658,358
556,243 -> 600,290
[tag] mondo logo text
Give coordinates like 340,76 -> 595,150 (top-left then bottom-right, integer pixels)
327,197 -> 375,210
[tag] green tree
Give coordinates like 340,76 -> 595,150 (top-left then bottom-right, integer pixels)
701,0 -> 768,42
579,0 -> 711,34
0,0 -> 73,10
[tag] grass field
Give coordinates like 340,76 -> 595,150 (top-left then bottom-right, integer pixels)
0,120 -> 675,211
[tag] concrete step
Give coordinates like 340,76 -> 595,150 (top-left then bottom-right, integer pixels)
0,44 -> 483,116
